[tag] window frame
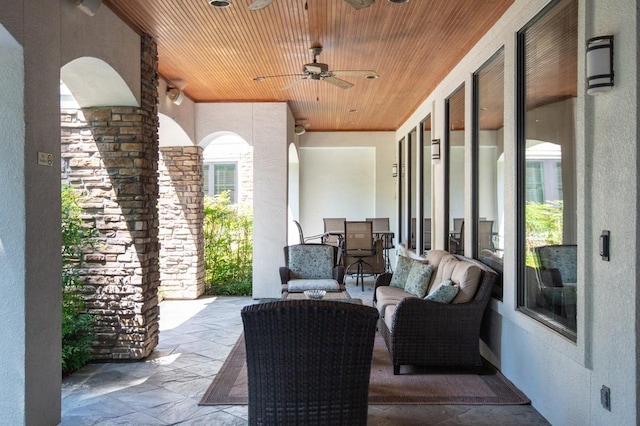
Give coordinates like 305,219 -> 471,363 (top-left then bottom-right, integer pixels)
208,161 -> 239,204
472,47 -> 505,300
515,0 -> 578,341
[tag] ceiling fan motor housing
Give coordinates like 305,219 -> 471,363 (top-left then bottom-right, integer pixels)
304,62 -> 329,74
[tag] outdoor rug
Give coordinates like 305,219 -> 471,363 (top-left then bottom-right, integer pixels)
199,333 -> 530,406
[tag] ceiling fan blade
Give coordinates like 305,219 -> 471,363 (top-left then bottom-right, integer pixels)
248,0 -> 274,11
281,78 -> 308,91
342,0 -> 375,10
323,76 -> 354,89
332,70 -> 379,78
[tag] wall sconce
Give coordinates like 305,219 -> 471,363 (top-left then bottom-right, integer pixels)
586,35 -> 614,95
431,139 -> 441,160
392,164 -> 398,177
166,87 -> 185,105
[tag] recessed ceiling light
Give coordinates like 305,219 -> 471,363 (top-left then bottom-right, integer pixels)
253,77 -> 265,81
387,0 -> 409,3
349,109 -> 358,113
365,74 -> 380,79
209,0 -> 231,7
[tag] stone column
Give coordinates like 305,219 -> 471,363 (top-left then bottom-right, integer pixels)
59,34 -> 160,361
158,146 -> 205,299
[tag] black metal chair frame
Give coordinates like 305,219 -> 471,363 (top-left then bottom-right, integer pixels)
342,220 -> 376,291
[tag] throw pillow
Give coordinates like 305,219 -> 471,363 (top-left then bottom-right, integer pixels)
404,262 -> 434,298
390,255 -> 413,289
425,279 -> 459,303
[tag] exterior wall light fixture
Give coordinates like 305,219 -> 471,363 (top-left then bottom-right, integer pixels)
431,139 -> 441,160
586,35 -> 614,95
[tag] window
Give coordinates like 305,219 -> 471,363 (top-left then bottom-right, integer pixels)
473,48 -> 504,299
446,84 -> 465,254
517,0 -> 578,339
422,115 -> 432,253
206,162 -> 238,204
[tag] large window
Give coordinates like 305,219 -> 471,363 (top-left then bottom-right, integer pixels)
446,85 -> 466,254
517,0 -> 578,339
473,48 -> 504,299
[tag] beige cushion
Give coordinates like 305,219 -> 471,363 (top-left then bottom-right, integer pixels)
375,285 -> 414,317
425,250 -> 451,291
426,249 -> 450,266
450,261 -> 481,303
432,254 -> 457,288
427,255 -> 481,303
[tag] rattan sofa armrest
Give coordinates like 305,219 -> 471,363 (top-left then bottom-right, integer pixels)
373,272 -> 393,302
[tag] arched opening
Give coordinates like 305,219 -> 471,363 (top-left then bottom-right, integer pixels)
157,113 -> 204,299
201,132 -> 253,207
199,132 -> 254,296
60,51 -> 160,362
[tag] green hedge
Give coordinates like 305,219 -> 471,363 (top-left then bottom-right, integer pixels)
203,193 -> 253,295
61,185 -> 97,376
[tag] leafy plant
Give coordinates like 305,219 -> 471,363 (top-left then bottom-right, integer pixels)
61,185 -> 97,376
525,201 -> 563,267
203,193 -> 253,295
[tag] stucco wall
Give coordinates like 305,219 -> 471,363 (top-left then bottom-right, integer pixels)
196,102 -> 290,298
299,132 -> 396,237
395,0 -> 639,425
0,24 -> 26,426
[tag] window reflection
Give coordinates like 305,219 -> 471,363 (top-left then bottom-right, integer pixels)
409,128 -> 417,253
518,0 -> 578,337
422,116 -> 432,253
446,85 -> 465,254
474,48 -> 504,299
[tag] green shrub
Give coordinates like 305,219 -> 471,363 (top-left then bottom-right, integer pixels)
61,185 -> 97,376
525,201 -> 563,267
203,193 -> 253,296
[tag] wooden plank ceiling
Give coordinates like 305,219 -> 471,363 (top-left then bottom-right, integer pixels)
104,0 -> 515,132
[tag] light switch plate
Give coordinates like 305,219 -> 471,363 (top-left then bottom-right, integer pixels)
37,152 -> 53,167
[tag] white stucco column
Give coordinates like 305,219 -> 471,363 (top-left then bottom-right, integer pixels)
196,102 -> 291,299
251,103 -> 291,298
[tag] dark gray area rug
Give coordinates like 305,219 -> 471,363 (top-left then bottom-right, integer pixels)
200,333 -> 530,406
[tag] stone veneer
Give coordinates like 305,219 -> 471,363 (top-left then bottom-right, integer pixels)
59,34 -> 160,360
158,147 -> 205,299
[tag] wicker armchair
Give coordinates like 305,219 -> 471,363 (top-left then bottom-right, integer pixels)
279,243 -> 345,294
241,300 -> 379,426
375,254 -> 497,374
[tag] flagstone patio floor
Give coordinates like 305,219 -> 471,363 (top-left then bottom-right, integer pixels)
61,277 -> 550,425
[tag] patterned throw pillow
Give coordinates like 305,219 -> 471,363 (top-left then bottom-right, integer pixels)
404,262 -> 434,298
425,279 -> 459,303
390,255 -> 413,289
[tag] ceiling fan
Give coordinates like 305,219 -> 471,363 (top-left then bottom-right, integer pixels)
253,45 -> 379,90
248,0 -> 375,11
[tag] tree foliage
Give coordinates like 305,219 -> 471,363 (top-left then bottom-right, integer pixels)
203,193 -> 253,295
61,185 -> 97,376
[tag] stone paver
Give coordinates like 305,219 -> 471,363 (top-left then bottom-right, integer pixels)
61,278 -> 549,425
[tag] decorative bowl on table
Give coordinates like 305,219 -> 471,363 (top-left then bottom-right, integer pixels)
304,289 -> 326,300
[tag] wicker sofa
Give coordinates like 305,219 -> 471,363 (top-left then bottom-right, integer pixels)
374,249 -> 497,375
